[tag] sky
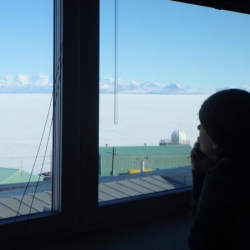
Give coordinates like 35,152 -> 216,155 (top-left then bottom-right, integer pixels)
0,0 -> 249,90
0,0 -> 53,76
100,0 -> 250,89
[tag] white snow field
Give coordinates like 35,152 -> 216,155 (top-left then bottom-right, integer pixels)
99,94 -> 208,146
0,94 -> 208,174
0,94 -> 53,174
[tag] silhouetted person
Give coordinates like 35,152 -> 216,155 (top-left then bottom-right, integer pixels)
189,89 -> 250,250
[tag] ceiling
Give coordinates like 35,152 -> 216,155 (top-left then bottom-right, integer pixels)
171,0 -> 250,15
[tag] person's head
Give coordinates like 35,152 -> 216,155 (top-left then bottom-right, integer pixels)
198,89 -> 250,159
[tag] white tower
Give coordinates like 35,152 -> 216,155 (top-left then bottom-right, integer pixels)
171,130 -> 187,145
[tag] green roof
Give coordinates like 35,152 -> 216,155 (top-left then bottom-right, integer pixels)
0,167 -> 43,185
99,145 -> 192,176
99,145 -> 192,157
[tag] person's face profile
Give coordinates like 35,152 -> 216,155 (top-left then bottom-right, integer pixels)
197,124 -> 217,160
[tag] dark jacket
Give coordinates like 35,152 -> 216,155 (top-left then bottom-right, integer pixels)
189,157 -> 250,250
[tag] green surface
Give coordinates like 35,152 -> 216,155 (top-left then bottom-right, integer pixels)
99,145 -> 191,156
99,145 -> 192,176
0,167 -> 42,184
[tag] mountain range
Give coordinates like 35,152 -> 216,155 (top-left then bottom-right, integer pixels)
0,74 -> 53,93
99,78 -> 249,95
0,75 -> 249,94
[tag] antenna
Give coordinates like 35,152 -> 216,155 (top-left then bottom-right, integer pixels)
19,159 -> 22,176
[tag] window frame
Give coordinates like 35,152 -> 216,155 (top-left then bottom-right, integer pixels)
0,0 -> 249,249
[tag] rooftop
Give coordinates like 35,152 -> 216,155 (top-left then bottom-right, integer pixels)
0,167 -> 191,219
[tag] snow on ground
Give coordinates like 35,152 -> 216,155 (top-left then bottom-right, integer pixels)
0,94 -> 208,174
99,94 -> 208,147
0,94 -> 53,174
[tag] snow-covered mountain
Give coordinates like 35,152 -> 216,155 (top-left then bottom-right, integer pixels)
100,78 -> 143,94
100,78 -> 250,95
100,78 -> 212,95
0,75 -> 249,94
0,74 -> 53,93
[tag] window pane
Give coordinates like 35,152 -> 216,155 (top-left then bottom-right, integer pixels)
0,0 -> 53,219
99,0 -> 250,203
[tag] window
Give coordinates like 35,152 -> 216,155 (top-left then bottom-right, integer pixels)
99,0 -> 250,203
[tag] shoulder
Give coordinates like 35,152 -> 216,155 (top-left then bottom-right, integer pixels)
206,156 -> 249,197
200,158 -> 238,202
207,157 -> 247,176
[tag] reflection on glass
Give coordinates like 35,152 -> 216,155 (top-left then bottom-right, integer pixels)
99,0 -> 250,203
0,1 -> 53,219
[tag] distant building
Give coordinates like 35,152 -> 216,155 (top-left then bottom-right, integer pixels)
99,144 -> 191,176
159,130 -> 190,145
0,167 -> 43,184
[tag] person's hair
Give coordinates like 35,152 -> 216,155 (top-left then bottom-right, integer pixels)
199,89 -> 250,157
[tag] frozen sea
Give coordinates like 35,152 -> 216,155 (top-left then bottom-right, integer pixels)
0,94 -> 208,174
99,94 -> 208,146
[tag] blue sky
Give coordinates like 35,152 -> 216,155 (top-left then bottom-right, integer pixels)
100,0 -> 250,89
0,0 -> 249,90
0,0 -> 53,75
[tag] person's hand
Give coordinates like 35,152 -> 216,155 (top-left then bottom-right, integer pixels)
190,139 -> 215,174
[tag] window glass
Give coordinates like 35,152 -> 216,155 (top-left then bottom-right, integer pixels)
99,0 -> 250,203
0,0 -> 53,219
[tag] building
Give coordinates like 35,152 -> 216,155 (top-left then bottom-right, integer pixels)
0,167 -> 43,185
0,181 -> 51,219
159,130 -> 190,145
99,144 -> 191,176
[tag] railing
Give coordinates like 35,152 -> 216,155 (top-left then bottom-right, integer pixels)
159,139 -> 190,145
